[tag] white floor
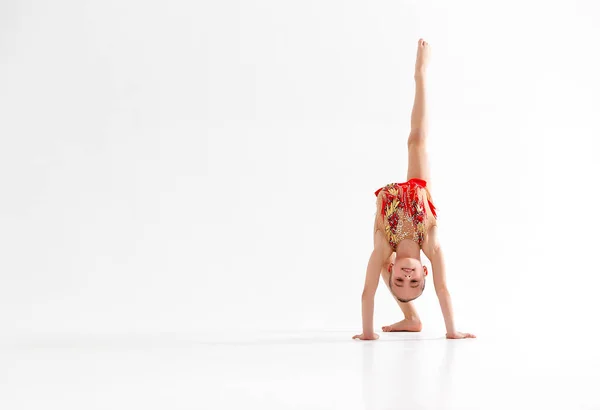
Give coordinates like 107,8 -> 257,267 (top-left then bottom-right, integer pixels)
1,331 -> 598,410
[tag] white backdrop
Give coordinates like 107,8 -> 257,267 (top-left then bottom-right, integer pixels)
1,0 -> 599,340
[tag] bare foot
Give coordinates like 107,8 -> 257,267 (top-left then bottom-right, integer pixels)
415,38 -> 430,77
382,318 -> 423,332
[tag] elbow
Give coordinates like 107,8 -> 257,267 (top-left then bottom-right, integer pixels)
407,131 -> 426,148
429,243 -> 442,257
435,286 -> 449,298
361,290 -> 375,301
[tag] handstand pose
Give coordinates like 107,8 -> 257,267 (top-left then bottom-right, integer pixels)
353,39 -> 475,341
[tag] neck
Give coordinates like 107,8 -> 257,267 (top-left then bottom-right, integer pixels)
395,239 -> 421,260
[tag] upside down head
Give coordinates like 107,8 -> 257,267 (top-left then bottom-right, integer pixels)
389,256 -> 428,303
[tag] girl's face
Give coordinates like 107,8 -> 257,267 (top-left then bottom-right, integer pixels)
390,257 -> 428,302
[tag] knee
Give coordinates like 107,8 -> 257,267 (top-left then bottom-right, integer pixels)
408,130 -> 426,147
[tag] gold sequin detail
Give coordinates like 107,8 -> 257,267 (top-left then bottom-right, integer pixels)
375,180 -> 437,250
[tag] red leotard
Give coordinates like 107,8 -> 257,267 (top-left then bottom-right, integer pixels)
374,178 -> 438,249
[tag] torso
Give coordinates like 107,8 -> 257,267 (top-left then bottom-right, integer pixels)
374,179 -> 438,252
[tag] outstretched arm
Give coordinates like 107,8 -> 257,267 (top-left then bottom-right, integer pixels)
429,245 -> 458,336
353,234 -> 392,341
423,226 -> 476,339
353,249 -> 387,340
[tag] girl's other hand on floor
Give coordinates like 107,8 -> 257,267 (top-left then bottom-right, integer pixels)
352,333 -> 380,341
446,331 -> 476,339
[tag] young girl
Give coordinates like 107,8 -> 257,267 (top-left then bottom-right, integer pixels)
353,39 -> 475,341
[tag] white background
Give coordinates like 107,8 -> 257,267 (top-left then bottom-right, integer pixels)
1,0 -> 599,341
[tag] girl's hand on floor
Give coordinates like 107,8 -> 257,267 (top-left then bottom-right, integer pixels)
352,333 -> 379,341
446,331 -> 476,339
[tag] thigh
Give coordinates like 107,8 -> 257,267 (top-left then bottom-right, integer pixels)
406,142 -> 432,192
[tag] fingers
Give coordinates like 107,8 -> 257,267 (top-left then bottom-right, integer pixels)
446,332 -> 477,339
352,333 -> 380,340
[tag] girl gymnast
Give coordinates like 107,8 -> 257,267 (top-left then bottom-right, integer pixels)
353,39 -> 476,341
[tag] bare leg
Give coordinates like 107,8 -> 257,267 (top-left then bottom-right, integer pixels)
406,39 -> 432,193
380,40 -> 432,332
380,254 -> 423,332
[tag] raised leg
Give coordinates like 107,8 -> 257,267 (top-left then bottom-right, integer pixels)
406,38 -> 432,192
